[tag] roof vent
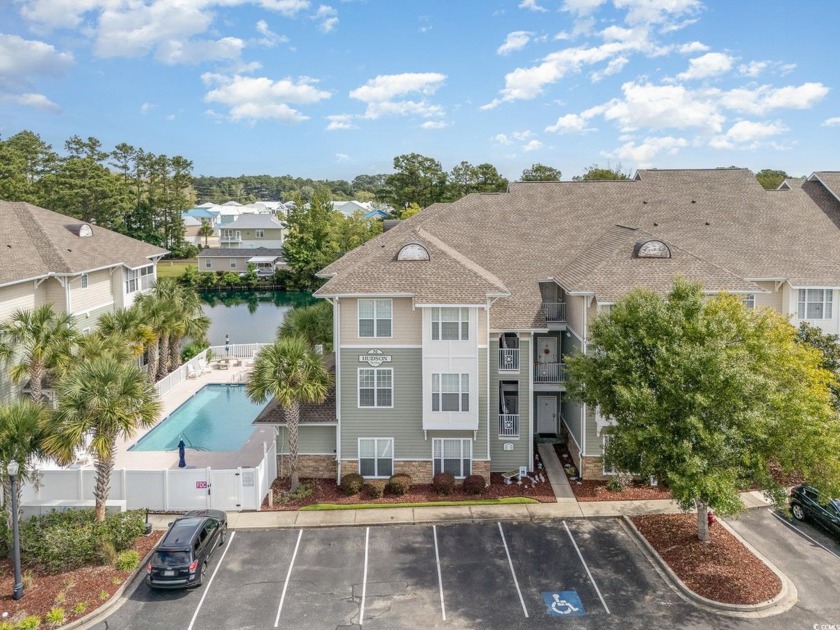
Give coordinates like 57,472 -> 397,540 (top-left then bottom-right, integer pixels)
396,243 -> 430,261
633,240 -> 671,259
69,224 -> 93,238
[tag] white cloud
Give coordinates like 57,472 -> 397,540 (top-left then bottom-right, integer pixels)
823,117 -> 840,127
603,81 -> 725,132
155,37 -> 245,65
708,120 -> 787,149
421,120 -> 448,129
738,60 -> 767,77
498,31 -> 533,56
349,72 -> 446,120
201,73 -> 331,122
256,20 -> 289,47
325,114 -> 356,130
0,92 -> 61,112
335,153 -> 350,162
677,52 -> 734,80
678,41 -> 709,54
720,82 -> 829,115
0,34 -> 74,83
613,0 -> 702,26
519,0 -> 547,12
512,130 -> 534,140
260,0 -> 311,16
313,5 -> 338,33
545,113 -> 588,133
494,133 -> 513,145
591,56 -> 628,82
562,0 -> 607,15
140,102 -> 156,114
522,139 -> 543,152
609,135 -> 688,166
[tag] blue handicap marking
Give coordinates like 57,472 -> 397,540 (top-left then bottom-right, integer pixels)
542,591 -> 585,617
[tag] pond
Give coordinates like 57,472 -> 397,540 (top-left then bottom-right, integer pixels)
199,290 -> 317,345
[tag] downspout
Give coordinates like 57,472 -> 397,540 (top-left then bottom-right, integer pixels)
332,298 -> 342,482
486,301 -> 491,466
527,332 -> 533,471
581,297 -> 590,459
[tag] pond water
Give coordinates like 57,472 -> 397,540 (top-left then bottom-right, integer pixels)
200,290 -> 316,345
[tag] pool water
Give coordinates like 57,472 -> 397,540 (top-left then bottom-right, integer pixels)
130,384 -> 269,452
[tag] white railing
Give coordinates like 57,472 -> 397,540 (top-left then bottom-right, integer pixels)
498,348 -> 519,371
154,343 -> 269,397
534,362 -> 567,384
542,301 -> 567,322
209,342 -> 270,360
498,414 -> 520,437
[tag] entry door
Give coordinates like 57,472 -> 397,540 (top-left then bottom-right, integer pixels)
537,396 -> 557,434
537,337 -> 557,363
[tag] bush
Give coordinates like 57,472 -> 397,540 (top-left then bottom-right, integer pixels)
606,477 -> 624,492
73,602 -> 88,615
339,473 -> 364,496
362,481 -> 384,499
115,549 -> 140,571
17,617 -> 41,630
386,474 -> 412,496
432,472 -> 456,495
45,608 -> 65,627
463,475 -> 486,495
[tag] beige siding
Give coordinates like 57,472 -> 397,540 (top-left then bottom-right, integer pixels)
489,336 -> 531,472
753,281 -> 782,312
478,306 -> 487,342
565,295 -> 587,339
70,269 -> 114,313
583,405 -> 600,456
0,281 -> 38,322
43,278 -> 66,312
201,257 -> 247,273
340,297 -> 421,345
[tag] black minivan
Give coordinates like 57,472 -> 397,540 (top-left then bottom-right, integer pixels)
146,509 -> 227,589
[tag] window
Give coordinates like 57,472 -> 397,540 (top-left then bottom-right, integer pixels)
396,243 -> 430,261
205,259 -> 212,269
431,307 -> 469,340
80,273 -> 88,289
602,434 -> 617,475
359,438 -> 393,477
125,269 -> 138,293
741,294 -> 756,309
229,258 -> 237,269
358,299 -> 392,337
432,374 -> 469,412
255,229 -> 264,238
358,368 -> 393,408
433,439 -> 471,478
598,303 -> 612,315
798,289 -> 833,320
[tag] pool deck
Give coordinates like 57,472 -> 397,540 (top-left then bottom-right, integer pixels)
110,361 -> 277,471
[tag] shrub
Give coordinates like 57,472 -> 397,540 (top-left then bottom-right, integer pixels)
432,472 -> 456,495
45,608 -> 65,627
386,474 -> 412,496
339,473 -> 364,496
606,477 -> 624,492
73,602 -> 88,615
362,481 -> 384,499
98,591 -> 110,601
463,475 -> 486,495
115,549 -> 140,571
17,616 -> 41,630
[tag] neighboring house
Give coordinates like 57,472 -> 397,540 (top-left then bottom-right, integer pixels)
216,214 -> 285,249
296,168 -> 840,484
184,207 -> 221,226
197,247 -> 286,274
182,216 -> 203,245
364,209 -> 391,220
0,201 -> 167,400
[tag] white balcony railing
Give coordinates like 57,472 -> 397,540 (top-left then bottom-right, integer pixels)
542,301 -> 567,323
498,414 -> 520,438
534,362 -> 567,384
498,348 -> 519,371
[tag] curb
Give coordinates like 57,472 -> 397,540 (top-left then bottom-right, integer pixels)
64,536 -> 161,630
622,515 -> 797,618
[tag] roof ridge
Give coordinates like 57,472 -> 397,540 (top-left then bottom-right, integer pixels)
16,203 -> 73,273
414,227 -> 509,293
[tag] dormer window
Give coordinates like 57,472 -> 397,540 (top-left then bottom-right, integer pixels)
78,224 -> 92,237
634,240 -> 671,258
396,243 -> 430,261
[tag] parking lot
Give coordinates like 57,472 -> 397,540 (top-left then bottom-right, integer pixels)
93,514 -> 839,630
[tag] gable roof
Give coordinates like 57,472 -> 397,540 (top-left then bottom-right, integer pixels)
223,214 -> 284,230
0,201 -> 167,287
197,247 -> 285,259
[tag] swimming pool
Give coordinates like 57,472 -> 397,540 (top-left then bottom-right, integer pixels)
130,384 -> 269,452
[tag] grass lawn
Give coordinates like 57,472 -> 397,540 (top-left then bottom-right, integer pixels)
300,497 -> 538,510
157,259 -> 196,279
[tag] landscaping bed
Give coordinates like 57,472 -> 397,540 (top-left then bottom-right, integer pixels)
263,473 -> 556,509
631,513 -> 781,605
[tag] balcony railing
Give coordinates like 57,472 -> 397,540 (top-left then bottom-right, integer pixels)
498,348 -> 519,371
542,301 -> 567,323
498,414 -> 520,438
220,235 -> 242,243
534,362 -> 567,384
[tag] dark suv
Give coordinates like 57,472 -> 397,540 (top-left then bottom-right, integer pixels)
789,484 -> 840,540
146,509 -> 227,589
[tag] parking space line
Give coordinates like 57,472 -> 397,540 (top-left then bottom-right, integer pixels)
770,511 -> 840,559
563,521 -> 610,614
433,525 -> 446,621
360,527 -> 370,625
186,530 -> 237,630
273,528 -> 303,628
497,522 -> 529,618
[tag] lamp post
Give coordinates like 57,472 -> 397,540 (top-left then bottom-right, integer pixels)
7,460 -> 23,600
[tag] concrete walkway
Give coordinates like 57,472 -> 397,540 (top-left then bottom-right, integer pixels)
537,442 -> 577,501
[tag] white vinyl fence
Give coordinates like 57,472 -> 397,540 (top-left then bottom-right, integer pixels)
154,343 -> 270,397
21,441 -> 277,512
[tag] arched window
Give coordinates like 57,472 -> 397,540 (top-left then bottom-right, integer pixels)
396,243 -> 430,261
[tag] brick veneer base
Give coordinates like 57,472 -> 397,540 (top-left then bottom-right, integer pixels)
471,460 -> 491,484
581,456 -> 608,481
277,455 -> 336,479
338,459 -> 491,485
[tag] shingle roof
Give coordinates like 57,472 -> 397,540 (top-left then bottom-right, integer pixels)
224,214 -> 284,229
0,201 -> 167,287
252,354 -> 337,425
315,169 -> 840,329
197,247 -> 285,259
811,172 -> 840,203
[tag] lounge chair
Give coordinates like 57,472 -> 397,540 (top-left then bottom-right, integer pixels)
186,364 -> 198,379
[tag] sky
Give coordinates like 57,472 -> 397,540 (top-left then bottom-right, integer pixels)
2,0 -> 839,182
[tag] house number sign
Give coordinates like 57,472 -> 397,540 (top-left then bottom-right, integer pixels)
359,349 -> 392,367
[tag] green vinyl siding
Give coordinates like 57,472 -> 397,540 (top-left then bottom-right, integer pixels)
489,336 -> 531,472
75,303 -> 115,332
277,425 -> 336,455
584,405 -> 601,456
562,398 -> 583,452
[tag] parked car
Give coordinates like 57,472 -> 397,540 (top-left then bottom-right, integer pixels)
146,509 -> 227,589
789,484 -> 840,539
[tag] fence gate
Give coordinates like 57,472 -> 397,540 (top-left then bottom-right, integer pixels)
210,469 -> 241,510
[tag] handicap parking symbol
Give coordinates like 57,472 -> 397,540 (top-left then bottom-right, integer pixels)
542,591 -> 585,617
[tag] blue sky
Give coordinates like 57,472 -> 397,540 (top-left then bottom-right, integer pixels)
2,0 -> 839,181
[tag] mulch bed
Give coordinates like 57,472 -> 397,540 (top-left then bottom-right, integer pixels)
553,442 -> 672,502
262,473 -> 556,509
631,513 -> 781,605
0,531 -> 163,627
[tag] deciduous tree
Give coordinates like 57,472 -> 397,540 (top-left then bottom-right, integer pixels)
520,162 -> 561,182
755,169 -> 789,190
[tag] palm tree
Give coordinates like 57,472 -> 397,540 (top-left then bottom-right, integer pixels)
164,283 -> 210,372
278,301 -> 333,352
0,400 -> 49,530
97,306 -> 156,361
0,305 -> 78,401
198,219 -> 214,247
133,292 -> 168,382
45,357 -> 161,522
247,336 -> 332,492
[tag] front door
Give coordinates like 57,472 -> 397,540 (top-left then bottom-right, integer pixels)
537,337 -> 558,363
537,396 -> 557,434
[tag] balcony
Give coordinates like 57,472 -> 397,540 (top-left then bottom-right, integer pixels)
219,232 -> 242,243
533,362 -> 567,384
498,414 -> 519,438
542,301 -> 567,323
498,348 -> 519,371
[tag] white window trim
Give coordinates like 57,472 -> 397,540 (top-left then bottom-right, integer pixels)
431,307 -> 470,341
431,373 -> 470,412
432,438 -> 472,479
357,298 -> 393,338
205,259 -> 212,269
741,294 -> 756,309
255,229 -> 264,238
358,437 -> 394,479
229,258 -> 237,268
80,273 -> 88,289
357,367 -> 394,409
797,288 -> 834,320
